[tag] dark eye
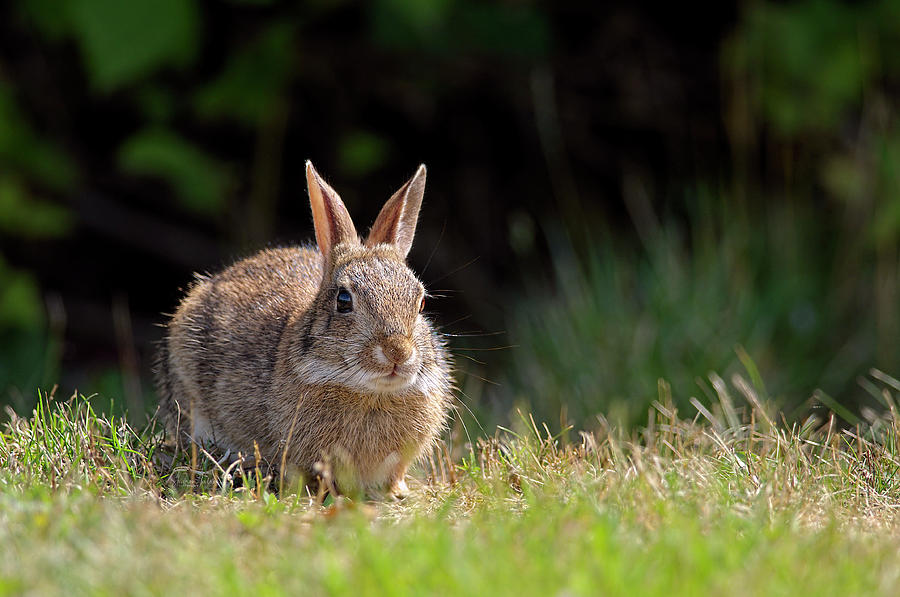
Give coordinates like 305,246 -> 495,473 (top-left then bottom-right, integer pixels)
336,287 -> 353,313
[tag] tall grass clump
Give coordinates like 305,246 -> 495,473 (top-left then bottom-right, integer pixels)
0,391 -> 155,495
0,391 -> 281,499
502,196 -> 898,429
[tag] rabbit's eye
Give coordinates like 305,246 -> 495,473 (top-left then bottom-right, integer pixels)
336,287 -> 353,313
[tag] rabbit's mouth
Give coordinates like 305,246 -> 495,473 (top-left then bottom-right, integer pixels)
369,368 -> 418,393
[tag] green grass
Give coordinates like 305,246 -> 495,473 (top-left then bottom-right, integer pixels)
503,200 -> 899,428
2,370 -> 900,595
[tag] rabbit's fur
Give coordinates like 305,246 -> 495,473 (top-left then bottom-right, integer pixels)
156,162 -> 453,496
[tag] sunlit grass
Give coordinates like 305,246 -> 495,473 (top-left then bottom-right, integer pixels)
2,370 -> 900,595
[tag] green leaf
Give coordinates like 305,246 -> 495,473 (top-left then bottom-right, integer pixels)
136,85 -> 176,123
118,128 -> 229,215
16,0 -> 73,40
338,131 -> 390,177
194,23 -> 295,125
0,255 -> 43,330
68,0 -> 200,91
820,154 -> 866,204
454,2 -> 550,59
872,131 -> 900,246
0,177 -> 73,239
735,0 -> 873,135
0,85 -> 78,192
371,0 -> 549,59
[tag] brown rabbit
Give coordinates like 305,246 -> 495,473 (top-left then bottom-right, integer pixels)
155,162 -> 453,497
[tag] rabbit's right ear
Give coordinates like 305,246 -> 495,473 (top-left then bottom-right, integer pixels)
306,161 -> 358,263
365,164 -> 426,257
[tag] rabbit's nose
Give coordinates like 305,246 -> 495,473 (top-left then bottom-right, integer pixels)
380,335 -> 414,365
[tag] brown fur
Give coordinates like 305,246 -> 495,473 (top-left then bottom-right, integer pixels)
155,163 -> 452,496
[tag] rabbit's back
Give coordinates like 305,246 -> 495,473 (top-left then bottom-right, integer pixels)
157,246 -> 321,446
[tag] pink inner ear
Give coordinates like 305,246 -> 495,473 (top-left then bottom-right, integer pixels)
306,161 -> 358,257
365,165 -> 426,256
308,183 -> 332,252
366,199 -> 402,247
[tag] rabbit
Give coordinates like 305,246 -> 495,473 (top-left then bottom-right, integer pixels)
155,161 -> 453,497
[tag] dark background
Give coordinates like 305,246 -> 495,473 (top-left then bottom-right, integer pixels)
1,0 -> 897,429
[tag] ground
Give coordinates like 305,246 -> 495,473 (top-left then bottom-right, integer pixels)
2,370 -> 900,596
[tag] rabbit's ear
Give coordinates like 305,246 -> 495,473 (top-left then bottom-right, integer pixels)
306,161 -> 358,260
365,164 -> 426,257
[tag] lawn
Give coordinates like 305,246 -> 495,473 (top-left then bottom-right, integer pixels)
2,370 -> 900,596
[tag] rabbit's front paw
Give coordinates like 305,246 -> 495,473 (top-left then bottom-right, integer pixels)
390,478 -> 410,500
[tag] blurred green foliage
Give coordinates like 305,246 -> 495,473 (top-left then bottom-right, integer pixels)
0,255 -> 43,330
1,0 -> 897,430
118,128 -> 230,215
194,23 -> 295,126
507,199 -> 892,427
0,255 -> 56,411
0,178 -> 73,238
734,0 -> 873,135
371,0 -> 549,58
0,85 -> 77,192
0,81 -> 72,403
505,0 -> 900,428
338,131 -> 391,178
727,0 -> 900,246
23,0 -> 199,91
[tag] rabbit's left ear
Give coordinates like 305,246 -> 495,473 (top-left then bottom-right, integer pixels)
306,161 -> 358,263
365,164 -> 426,257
